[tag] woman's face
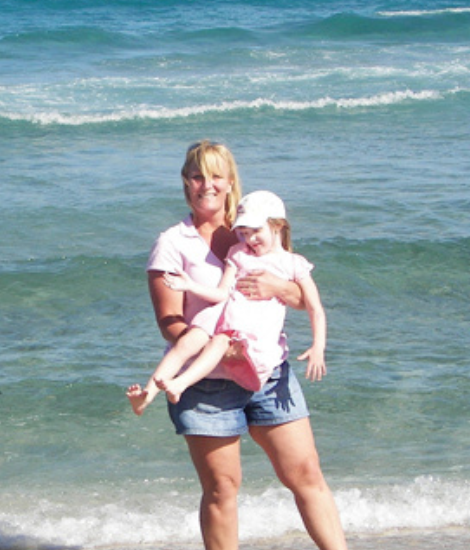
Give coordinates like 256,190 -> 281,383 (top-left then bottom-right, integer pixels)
186,160 -> 232,219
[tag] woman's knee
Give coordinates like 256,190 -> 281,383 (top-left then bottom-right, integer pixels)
278,453 -> 326,492
186,435 -> 242,502
203,470 -> 242,503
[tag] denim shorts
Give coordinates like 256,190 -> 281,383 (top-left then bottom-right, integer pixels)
167,361 -> 310,436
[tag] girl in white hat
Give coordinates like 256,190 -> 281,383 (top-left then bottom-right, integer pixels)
130,189 -> 327,405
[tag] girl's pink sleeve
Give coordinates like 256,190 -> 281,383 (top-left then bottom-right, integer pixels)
292,253 -> 314,282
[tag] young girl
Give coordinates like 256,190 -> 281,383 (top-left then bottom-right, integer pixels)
127,190 -> 327,410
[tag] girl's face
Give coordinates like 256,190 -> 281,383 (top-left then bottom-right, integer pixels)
235,223 -> 281,256
186,161 -> 232,220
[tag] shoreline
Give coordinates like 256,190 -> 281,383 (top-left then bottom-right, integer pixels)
81,528 -> 470,550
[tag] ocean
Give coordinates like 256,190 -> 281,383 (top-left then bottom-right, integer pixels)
1,1 -> 469,548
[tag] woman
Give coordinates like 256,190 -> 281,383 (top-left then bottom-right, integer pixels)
145,140 -> 348,550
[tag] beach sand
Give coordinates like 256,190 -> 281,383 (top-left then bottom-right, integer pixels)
82,528 -> 470,550
4,528 -> 470,550
243,529 -> 470,550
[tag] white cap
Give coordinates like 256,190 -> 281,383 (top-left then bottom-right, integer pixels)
233,190 -> 286,229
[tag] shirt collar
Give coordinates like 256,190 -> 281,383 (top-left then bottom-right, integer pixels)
180,214 -> 200,237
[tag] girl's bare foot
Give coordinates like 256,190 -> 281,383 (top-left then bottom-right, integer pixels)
156,378 -> 185,405
126,384 -> 149,416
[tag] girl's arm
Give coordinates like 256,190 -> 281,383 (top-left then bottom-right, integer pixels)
149,270 -> 243,384
163,263 -> 237,304
296,275 -> 327,381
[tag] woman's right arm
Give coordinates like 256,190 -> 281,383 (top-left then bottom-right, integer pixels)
148,270 -> 188,344
129,270 -> 188,408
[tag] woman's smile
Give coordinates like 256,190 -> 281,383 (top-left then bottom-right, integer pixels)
186,162 -> 232,216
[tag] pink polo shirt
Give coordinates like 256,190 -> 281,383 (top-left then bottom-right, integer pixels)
146,215 -> 228,378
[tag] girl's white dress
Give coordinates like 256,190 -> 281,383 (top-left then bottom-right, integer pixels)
191,242 -> 313,391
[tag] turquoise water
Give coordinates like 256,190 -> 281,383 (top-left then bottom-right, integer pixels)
1,1 -> 470,547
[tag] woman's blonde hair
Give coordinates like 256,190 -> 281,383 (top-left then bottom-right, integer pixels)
268,218 -> 293,252
181,140 -> 242,227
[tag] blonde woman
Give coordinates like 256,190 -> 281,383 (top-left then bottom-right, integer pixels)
127,141 -> 348,550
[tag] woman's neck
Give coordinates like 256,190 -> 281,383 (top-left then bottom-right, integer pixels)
192,212 -> 237,261
193,204 -> 232,232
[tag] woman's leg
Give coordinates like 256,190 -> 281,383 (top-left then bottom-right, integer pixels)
249,418 -> 348,550
185,435 -> 242,550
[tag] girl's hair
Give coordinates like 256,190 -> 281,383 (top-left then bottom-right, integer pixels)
268,218 -> 292,252
181,140 -> 242,226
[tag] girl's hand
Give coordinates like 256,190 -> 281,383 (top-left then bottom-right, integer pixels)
297,346 -> 327,382
223,340 -> 245,362
163,270 -> 192,292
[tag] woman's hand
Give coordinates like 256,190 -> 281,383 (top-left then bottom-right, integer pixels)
236,269 -> 280,300
236,269 -> 304,308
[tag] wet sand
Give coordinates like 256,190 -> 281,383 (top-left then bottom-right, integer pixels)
5,529 -> 470,550
89,528 -> 470,550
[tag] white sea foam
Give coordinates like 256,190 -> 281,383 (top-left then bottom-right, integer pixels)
0,89 -> 445,126
249,63 -> 470,84
0,477 -> 468,548
378,7 -> 470,17
337,476 -> 470,532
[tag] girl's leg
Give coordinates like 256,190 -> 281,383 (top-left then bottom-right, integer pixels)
249,418 -> 348,550
154,327 -> 210,383
127,328 -> 209,415
185,435 -> 242,550
161,334 -> 231,403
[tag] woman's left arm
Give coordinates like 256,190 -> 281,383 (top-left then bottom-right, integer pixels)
236,269 -> 304,309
